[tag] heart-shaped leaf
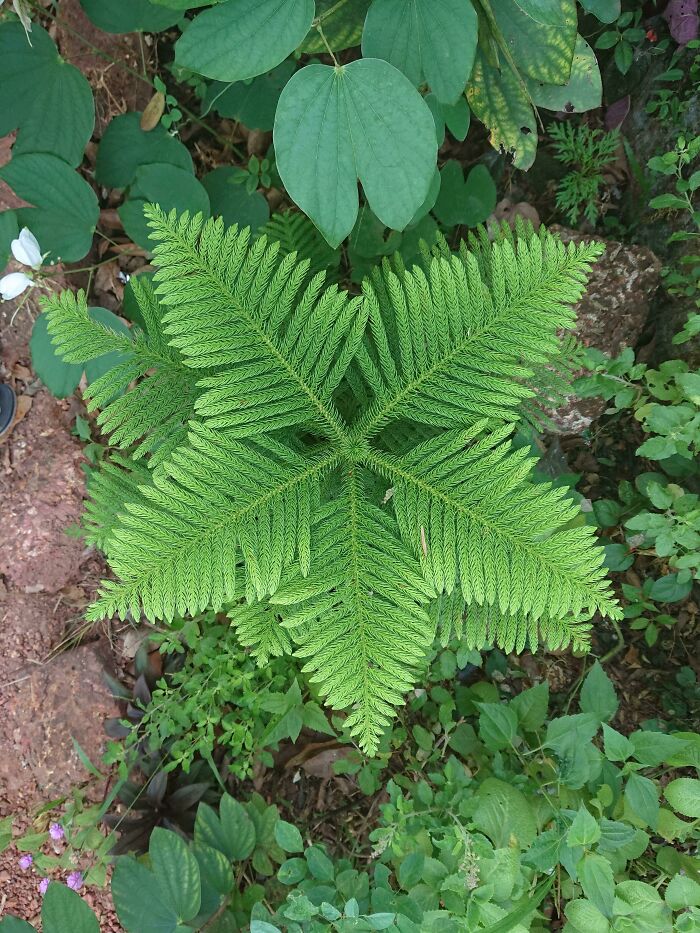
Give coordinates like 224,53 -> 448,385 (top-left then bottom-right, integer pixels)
149,828 -> 201,922
0,154 -> 99,263
42,883 -> 99,933
0,23 -> 94,167
118,164 -> 211,248
361,0 -> 478,104
202,61 -> 296,131
96,112 -> 193,188
176,0 -> 314,82
274,58 -> 437,245
433,161 -> 496,227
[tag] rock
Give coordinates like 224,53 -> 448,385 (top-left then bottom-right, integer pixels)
0,391 -> 87,593
547,227 -> 661,434
0,641 -> 120,810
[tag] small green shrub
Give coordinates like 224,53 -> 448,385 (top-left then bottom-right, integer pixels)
549,122 -> 620,226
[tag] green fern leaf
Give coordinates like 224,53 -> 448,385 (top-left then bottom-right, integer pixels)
43,208 -> 621,753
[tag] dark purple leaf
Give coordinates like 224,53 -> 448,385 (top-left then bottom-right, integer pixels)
663,0 -> 699,44
605,95 -> 630,130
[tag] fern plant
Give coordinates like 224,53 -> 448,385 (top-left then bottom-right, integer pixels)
549,122 -> 620,226
42,207 -> 621,753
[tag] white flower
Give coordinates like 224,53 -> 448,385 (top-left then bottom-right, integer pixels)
11,228 -> 42,270
0,271 -> 33,300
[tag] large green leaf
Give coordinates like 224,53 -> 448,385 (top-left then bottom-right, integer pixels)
118,164 -> 211,248
432,161 -> 496,227
149,828 -> 201,922
0,210 -> 18,267
299,0 -> 371,52
79,0 -> 183,33
112,857 -> 181,933
219,795 -> 257,860
203,61 -> 296,130
578,0 -> 620,22
466,53 -> 537,170
42,883 -> 99,933
96,112 -> 193,188
0,919 -> 35,931
0,154 -> 99,262
489,0 -> 577,84
361,0 -> 478,104
528,36 -> 602,112
176,0 -> 314,82
274,58 -> 437,246
0,23 -> 94,167
202,167 -> 270,231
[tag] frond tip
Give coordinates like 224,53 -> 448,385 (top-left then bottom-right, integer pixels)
48,207 -> 620,753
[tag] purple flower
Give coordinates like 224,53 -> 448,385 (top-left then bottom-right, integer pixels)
39,878 -> 50,895
66,871 -> 83,891
49,822 -> 65,841
18,854 -> 33,870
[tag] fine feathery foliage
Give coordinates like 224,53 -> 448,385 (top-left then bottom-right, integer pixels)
41,206 -> 621,753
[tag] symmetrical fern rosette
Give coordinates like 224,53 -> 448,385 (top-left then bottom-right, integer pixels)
42,207 -> 620,753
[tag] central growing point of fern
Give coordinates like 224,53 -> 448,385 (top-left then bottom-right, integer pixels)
43,206 -> 621,753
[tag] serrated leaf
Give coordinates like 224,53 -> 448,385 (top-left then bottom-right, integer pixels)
567,805 -> 601,847
79,0 -> 182,33
0,154 -> 98,262
274,58 -> 436,245
664,778 -> 700,818
601,724 -> 633,761
511,682 -> 549,731
176,0 -> 314,82
625,773 -> 659,829
630,731 -> 689,767
477,702 -> 518,750
580,661 -> 618,722
0,23 -> 94,167
361,0 -> 478,104
578,852 -> 615,918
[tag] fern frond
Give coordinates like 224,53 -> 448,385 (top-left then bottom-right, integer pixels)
430,592 -> 592,653
41,282 -> 201,463
87,424 -> 336,622
242,475 -> 436,753
365,423 -> 621,623
141,206 -> 367,443
350,231 -> 604,440
83,455 -> 153,552
260,210 -> 342,281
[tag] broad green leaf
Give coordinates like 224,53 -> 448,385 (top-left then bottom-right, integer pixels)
202,167 -> 270,231
564,899 -> 610,933
602,724 -> 633,761
511,682 -> 549,731
0,210 -> 19,268
625,773 -> 660,829
149,828 -> 201,922
219,795 -> 256,860
361,0 -> 478,104
433,161 -> 497,227
300,0 -> 371,52
0,23 -> 94,167
666,875 -> 700,909
578,852 -> 615,918
477,702 -> 518,750
203,61 -> 296,131
489,0 -> 577,84
579,0 -> 620,23
0,154 -> 98,263
305,845 -> 335,882
630,730 -> 689,767
42,882 -> 99,933
96,112 -> 193,188
112,857 -> 180,933
79,0 -> 182,33
192,843 -> 234,918
151,0 -> 217,6
467,53 -> 537,170
278,857 -> 308,885
664,778 -> 700,818
0,919 -> 35,931
30,318 -> 81,397
274,59 -> 437,246
441,96 -> 471,140
597,819 -> 637,853
528,36 -> 602,113
275,820 -> 304,854
398,851 -> 425,889
119,164 -> 211,249
580,661 -> 618,722
512,0 -> 572,24
176,0 -> 314,82
473,778 -> 537,848
194,803 -> 232,859
567,805 -> 601,847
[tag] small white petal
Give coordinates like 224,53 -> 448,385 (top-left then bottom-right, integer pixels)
0,272 -> 33,300
11,228 -> 42,269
